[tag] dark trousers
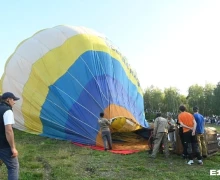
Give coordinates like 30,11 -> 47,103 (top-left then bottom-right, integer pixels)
183,130 -> 202,160
179,127 -> 188,156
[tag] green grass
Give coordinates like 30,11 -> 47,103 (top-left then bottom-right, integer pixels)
0,126 -> 220,180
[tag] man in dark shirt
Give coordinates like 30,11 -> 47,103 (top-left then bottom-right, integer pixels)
0,92 -> 20,180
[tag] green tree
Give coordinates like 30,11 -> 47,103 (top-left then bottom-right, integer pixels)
163,87 -> 181,115
179,94 -> 188,105
143,86 -> 163,120
187,84 -> 204,113
213,82 -> 220,115
203,83 -> 215,116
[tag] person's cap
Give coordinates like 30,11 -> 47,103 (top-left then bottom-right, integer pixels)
2,92 -> 20,101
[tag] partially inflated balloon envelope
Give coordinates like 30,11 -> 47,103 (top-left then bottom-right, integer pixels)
0,25 -> 148,147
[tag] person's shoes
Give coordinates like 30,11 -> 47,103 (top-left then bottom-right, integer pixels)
149,154 -> 156,158
104,148 -> 107,151
202,155 -> 207,158
182,154 -> 187,159
187,160 -> 194,165
198,160 -> 203,165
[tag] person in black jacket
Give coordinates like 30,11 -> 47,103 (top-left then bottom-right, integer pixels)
0,92 -> 20,180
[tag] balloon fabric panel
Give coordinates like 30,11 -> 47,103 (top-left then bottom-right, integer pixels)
0,26 -> 148,147
40,51 -> 144,145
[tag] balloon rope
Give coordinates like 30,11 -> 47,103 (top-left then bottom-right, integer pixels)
40,116 -> 102,146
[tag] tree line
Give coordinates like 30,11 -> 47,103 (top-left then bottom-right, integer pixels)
144,82 -> 220,121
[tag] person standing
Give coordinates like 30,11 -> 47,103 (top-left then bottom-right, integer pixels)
176,118 -> 188,158
167,113 -> 176,150
98,112 -> 112,151
150,112 -> 169,158
193,106 -> 208,158
178,105 -> 203,165
0,92 -> 20,180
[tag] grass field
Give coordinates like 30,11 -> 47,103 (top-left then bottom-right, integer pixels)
0,125 -> 219,180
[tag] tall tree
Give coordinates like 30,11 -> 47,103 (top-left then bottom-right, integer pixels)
187,84 -> 204,113
163,87 -> 181,115
203,83 -> 215,116
143,86 -> 163,120
213,82 -> 220,115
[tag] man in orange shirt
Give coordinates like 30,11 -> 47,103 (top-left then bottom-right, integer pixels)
178,105 -> 203,165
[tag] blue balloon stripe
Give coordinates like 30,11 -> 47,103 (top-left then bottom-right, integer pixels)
67,51 -> 142,109
40,51 -> 146,144
65,75 -> 143,144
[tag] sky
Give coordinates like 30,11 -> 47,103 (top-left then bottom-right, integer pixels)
1,0 -> 220,95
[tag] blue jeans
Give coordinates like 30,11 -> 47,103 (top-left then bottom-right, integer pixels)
0,148 -> 19,180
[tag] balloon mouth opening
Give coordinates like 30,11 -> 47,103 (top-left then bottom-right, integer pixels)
110,116 -> 141,132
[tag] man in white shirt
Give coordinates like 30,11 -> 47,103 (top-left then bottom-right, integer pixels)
0,92 -> 20,180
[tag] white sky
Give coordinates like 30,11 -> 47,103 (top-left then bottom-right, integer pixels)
128,1 -> 220,95
1,0 -> 220,95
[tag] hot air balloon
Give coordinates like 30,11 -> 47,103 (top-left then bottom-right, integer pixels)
0,25 -> 148,150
